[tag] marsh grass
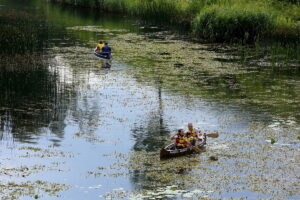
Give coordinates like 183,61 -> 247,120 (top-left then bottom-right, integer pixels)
192,6 -> 275,43
0,9 -> 49,71
235,40 -> 300,67
0,54 -> 48,71
0,10 -> 48,55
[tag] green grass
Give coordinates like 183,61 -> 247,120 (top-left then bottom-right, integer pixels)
192,5 -> 275,43
127,0 -> 184,23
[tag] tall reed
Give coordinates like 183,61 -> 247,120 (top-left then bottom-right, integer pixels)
0,10 -> 48,55
192,5 -> 275,43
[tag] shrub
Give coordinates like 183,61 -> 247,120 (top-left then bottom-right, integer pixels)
192,5 -> 275,43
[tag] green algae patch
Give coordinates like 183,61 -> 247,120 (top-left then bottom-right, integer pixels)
100,187 -> 128,199
18,146 -> 73,158
0,180 -> 70,200
89,151 -> 208,188
0,165 -> 46,178
67,26 -> 129,33
73,132 -> 106,143
19,146 -> 42,152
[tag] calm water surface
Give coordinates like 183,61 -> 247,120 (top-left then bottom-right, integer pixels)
0,1 -> 299,199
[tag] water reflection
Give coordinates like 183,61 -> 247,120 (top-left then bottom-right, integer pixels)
131,78 -> 170,151
0,0 -> 74,145
0,64 -> 73,145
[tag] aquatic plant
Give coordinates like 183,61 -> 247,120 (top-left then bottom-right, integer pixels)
209,155 -> 218,161
270,138 -> 276,144
0,10 -> 48,55
0,180 -> 69,200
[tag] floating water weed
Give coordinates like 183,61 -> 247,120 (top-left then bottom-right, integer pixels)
0,180 -> 69,200
209,156 -> 218,161
101,187 -> 128,199
67,26 -> 129,33
19,146 -> 42,152
19,146 -> 73,158
271,138 -> 276,144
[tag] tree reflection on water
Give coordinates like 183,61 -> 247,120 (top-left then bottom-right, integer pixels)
131,78 -> 170,152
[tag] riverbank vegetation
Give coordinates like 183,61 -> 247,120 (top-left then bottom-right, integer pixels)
50,0 -> 300,43
0,10 -> 48,55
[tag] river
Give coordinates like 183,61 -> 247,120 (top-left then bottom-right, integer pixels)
0,0 -> 299,199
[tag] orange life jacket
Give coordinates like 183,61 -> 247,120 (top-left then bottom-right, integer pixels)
176,136 -> 187,147
187,135 -> 195,143
190,128 -> 198,138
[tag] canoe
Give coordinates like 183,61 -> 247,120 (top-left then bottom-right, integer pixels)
94,48 -> 112,61
160,138 -> 206,159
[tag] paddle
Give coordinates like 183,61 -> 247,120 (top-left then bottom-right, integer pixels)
191,132 -> 218,153
192,146 -> 203,153
204,132 -> 219,138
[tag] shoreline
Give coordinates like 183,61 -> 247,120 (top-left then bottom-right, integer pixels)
50,0 -> 300,44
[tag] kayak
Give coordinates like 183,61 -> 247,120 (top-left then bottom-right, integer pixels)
160,137 -> 206,159
94,48 -> 112,61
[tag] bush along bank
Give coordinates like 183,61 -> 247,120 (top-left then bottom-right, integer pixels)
50,0 -> 300,44
192,6 -> 275,43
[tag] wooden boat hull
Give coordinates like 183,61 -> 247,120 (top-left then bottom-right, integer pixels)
160,141 -> 206,159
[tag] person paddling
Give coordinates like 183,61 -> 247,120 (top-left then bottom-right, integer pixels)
171,129 -> 187,149
186,131 -> 196,147
187,123 -> 206,144
96,40 -> 104,53
187,123 -> 199,138
101,42 -> 112,59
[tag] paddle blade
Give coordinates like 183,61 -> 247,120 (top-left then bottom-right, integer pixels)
193,146 -> 203,153
205,133 -> 219,138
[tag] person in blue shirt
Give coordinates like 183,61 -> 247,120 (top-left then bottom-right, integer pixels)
101,42 -> 112,59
